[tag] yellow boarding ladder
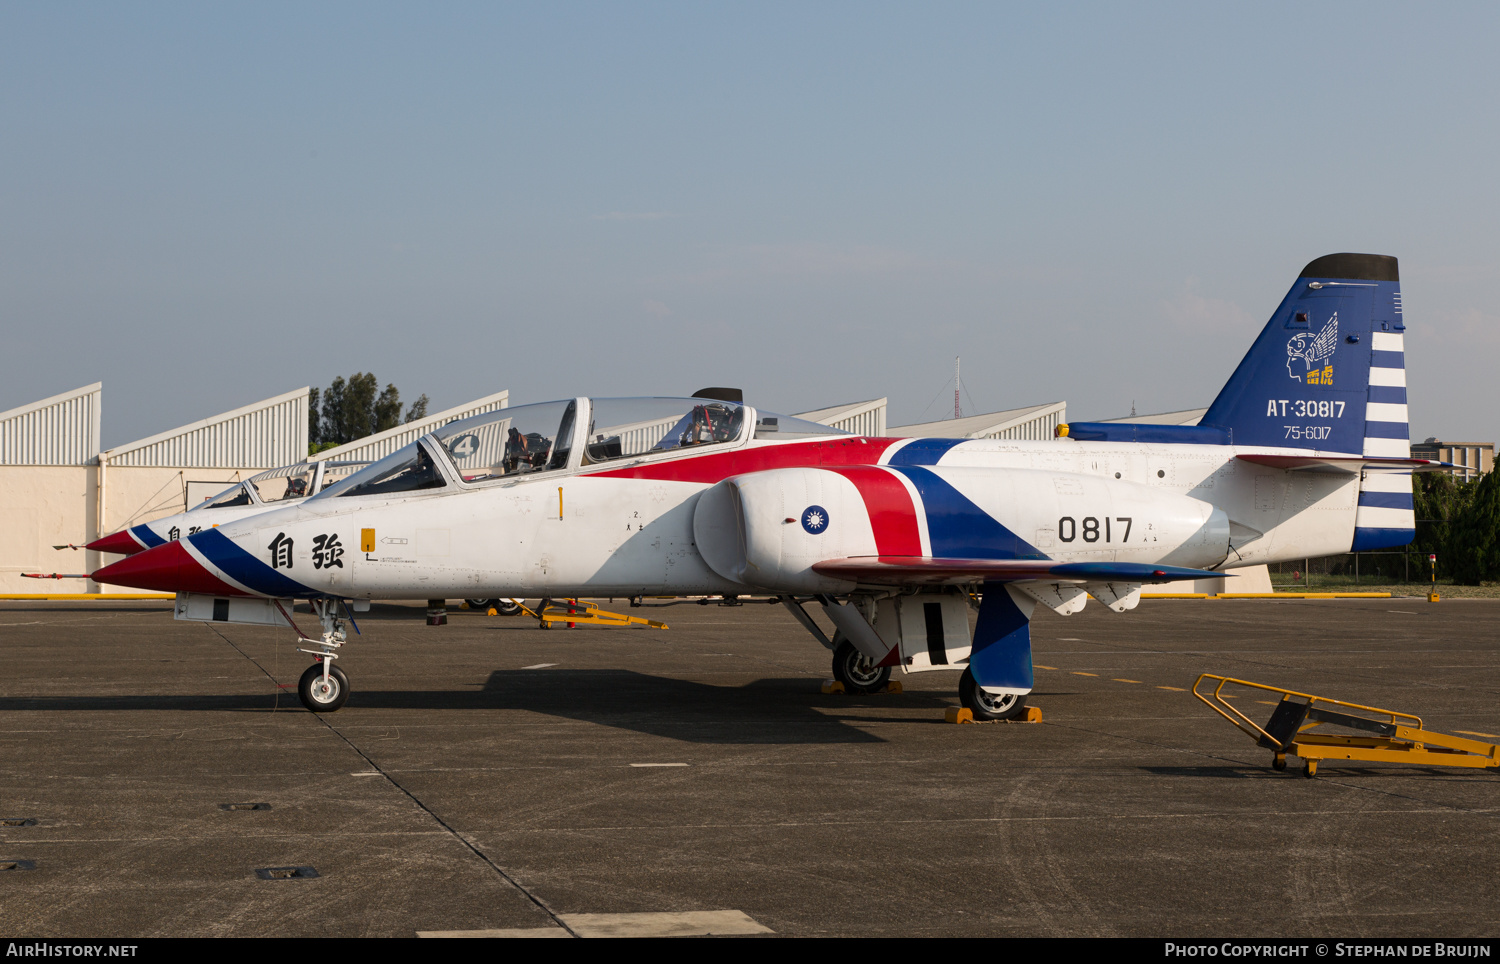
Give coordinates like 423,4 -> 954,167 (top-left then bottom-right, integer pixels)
1193,674 -> 1500,778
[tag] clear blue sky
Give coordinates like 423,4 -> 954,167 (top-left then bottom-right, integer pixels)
3,2 -> 1497,446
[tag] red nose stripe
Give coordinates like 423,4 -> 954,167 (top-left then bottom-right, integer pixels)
91,540 -> 247,596
86,530 -> 147,555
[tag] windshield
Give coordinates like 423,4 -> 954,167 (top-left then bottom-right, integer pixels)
319,440 -> 448,499
425,399 -> 579,483
198,483 -> 256,510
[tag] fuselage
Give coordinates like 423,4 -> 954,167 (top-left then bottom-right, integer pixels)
150,428 -> 1362,601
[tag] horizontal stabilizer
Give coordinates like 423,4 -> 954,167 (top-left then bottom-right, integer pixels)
811,556 -> 1226,586
1236,454 -> 1452,473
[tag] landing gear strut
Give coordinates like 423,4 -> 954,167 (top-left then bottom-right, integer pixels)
296,599 -> 351,713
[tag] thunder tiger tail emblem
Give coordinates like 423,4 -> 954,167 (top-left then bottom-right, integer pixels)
1287,313 -> 1339,384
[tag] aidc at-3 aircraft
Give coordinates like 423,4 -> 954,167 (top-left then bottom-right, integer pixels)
95,254 -> 1432,719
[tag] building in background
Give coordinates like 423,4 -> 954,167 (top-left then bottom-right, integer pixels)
1411,438 -> 1494,480
791,398 -> 886,437
0,383 -> 103,594
1099,407 -> 1208,427
886,401 -> 1067,441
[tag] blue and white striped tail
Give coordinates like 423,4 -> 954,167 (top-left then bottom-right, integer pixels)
1354,330 -> 1416,550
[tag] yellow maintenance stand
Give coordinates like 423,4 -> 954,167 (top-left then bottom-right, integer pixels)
520,598 -> 668,630
1194,674 -> 1500,778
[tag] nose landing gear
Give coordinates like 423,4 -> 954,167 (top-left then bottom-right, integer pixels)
299,663 -> 349,712
295,599 -> 353,713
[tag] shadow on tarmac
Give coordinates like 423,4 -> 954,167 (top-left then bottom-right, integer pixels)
0,669 -> 968,744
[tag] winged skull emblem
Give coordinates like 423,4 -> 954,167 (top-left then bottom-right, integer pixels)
1286,313 -> 1338,382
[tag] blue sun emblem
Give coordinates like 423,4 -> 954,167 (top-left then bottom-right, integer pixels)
801,505 -> 829,535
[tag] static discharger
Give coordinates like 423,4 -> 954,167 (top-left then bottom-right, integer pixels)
1194,674 -> 1500,778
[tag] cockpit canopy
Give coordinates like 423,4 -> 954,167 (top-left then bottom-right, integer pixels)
314,396 -> 849,500
191,460 -> 371,511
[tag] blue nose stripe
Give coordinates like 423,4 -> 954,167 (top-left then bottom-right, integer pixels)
190,528 -> 315,597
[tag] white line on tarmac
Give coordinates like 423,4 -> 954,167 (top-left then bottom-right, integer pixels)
561,911 -> 771,938
521,663 -> 558,670
629,762 -> 689,768
417,911 -> 773,938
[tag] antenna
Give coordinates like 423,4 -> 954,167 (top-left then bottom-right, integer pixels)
954,357 -> 961,419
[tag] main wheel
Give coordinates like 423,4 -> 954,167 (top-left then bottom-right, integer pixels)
959,667 -> 1028,721
298,663 -> 349,713
495,599 -> 523,616
832,641 -> 891,694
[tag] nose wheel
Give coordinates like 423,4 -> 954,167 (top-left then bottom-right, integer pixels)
298,663 -> 349,713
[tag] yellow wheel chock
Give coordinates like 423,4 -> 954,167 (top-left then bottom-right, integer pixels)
518,599 -> 668,631
1194,674 -> 1500,778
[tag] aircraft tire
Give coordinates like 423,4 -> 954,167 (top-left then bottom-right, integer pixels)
298,663 -> 349,713
958,668 -> 1027,721
495,599 -> 523,616
832,641 -> 891,694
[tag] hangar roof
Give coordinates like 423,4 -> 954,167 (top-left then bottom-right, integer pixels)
792,397 -> 886,437
0,382 -> 102,465
101,387 -> 309,468
887,401 -> 1066,441
1100,407 -> 1207,426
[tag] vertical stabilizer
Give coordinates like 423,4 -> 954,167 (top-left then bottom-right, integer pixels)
1200,253 -> 1412,550
1200,254 -> 1403,457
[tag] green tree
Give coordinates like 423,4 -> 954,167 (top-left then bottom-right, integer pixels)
309,373 -> 430,453
1449,469 -> 1500,584
308,387 -> 321,447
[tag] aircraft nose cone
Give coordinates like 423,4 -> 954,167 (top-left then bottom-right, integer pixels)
86,529 -> 147,555
91,540 -> 244,595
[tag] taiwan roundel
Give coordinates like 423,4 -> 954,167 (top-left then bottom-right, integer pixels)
801,505 -> 829,535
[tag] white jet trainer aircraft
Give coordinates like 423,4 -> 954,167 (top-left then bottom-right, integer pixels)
96,254 -> 1432,719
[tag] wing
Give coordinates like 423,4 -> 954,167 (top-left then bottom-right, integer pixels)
811,556 -> 1227,587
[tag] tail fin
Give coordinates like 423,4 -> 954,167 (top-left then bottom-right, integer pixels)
1200,253 -> 1407,458
1201,253 -> 1413,549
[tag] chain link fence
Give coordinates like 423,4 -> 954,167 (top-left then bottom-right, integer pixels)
1269,551 -> 1436,589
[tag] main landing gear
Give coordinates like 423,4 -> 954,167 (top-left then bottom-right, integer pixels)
831,639 -> 892,694
296,599 -> 352,713
959,667 -> 1029,722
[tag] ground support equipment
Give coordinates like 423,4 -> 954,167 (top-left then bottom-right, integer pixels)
518,599 -> 668,630
1193,674 -> 1500,778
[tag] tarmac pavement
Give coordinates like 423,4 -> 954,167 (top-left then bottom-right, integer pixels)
1,596 -> 1497,938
